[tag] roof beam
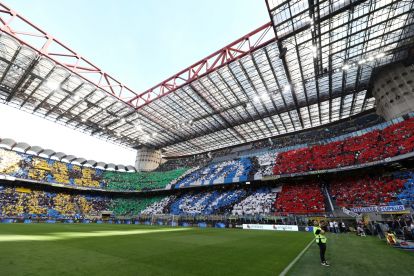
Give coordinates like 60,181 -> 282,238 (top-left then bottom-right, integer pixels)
127,23 -> 275,109
189,83 -> 246,141
157,88 -> 361,148
6,56 -> 39,102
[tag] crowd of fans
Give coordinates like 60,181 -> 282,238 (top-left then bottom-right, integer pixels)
0,148 -> 188,191
232,187 -> 279,216
0,113 -> 410,193
156,153 -> 211,172
157,113 -> 382,170
255,152 -> 278,177
2,167 -> 414,218
0,185 -> 158,218
103,168 -> 188,191
174,157 -> 256,188
275,182 -> 326,214
109,197 -> 163,217
141,195 -> 176,215
168,189 -> 248,216
330,175 -> 406,208
273,117 -> 414,175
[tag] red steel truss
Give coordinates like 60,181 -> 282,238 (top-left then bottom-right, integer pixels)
128,22 -> 275,109
0,1 -> 275,110
0,2 -> 139,107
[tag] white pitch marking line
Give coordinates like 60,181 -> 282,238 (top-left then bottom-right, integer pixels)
0,228 -> 190,242
279,238 -> 315,276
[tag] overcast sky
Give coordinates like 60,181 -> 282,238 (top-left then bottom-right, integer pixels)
0,0 -> 269,165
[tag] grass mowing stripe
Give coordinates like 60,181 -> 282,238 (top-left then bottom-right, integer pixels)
288,233 -> 414,276
279,238 -> 315,276
0,224 -> 310,276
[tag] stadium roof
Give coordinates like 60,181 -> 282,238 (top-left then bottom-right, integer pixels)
0,0 -> 413,157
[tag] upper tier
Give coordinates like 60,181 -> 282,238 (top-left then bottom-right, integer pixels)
0,114 -> 413,192
0,149 -> 189,191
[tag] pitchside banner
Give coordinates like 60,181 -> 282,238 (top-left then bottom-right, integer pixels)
242,224 -> 299,231
342,207 -> 360,218
350,205 -> 406,213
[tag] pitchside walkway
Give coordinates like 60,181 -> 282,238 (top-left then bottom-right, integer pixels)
288,233 -> 414,276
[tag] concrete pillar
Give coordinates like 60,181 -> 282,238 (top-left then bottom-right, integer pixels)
135,147 -> 162,172
372,63 -> 414,120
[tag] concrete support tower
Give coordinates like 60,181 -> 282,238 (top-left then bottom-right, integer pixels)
372,63 -> 414,120
135,147 -> 162,172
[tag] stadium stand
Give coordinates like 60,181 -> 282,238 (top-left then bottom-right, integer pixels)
0,148 -> 188,191
275,182 -> 326,214
330,174 -> 406,208
232,187 -> 280,216
103,168 -> 189,191
173,157 -> 256,188
273,117 -> 414,175
169,189 -> 247,215
159,113 -> 383,171
0,185 -> 160,218
109,197 -> 163,216
141,195 -> 177,215
2,167 -> 414,219
391,171 -> 414,208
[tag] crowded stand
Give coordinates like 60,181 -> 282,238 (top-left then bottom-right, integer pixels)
157,153 -> 211,172
275,182 -> 326,214
255,152 -> 278,178
156,113 -> 382,171
169,189 -> 247,215
0,185 -> 159,218
330,174 -> 406,208
173,157 -> 256,188
232,187 -> 279,216
0,114 -> 411,193
109,197 -> 163,216
273,117 -> 414,175
391,171 -> 414,208
0,148 -> 188,191
141,195 -> 177,215
2,167 -> 414,220
103,168 -> 188,191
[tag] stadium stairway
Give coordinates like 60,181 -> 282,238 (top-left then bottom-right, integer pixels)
74,202 -> 82,216
322,183 -> 342,216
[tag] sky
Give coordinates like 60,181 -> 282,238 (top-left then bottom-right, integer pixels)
0,0 -> 269,165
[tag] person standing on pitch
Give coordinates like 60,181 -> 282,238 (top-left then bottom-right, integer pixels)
313,221 -> 329,266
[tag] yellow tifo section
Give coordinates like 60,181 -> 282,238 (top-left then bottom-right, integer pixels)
0,149 -> 22,174
15,187 -> 31,193
28,158 -> 49,181
74,166 -> 100,188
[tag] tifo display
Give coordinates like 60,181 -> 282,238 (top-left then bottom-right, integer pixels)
1,115 -> 414,192
1,170 -> 413,218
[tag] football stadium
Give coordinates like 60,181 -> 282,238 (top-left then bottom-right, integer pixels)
1,0 -> 414,275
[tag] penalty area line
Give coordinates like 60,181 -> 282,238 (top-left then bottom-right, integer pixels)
279,238 -> 315,276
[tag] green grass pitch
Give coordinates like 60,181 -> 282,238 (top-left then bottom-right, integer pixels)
0,224 -> 413,276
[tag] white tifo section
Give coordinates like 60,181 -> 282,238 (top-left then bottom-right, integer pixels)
242,224 -> 299,231
141,195 -> 176,215
232,187 -> 280,216
0,104 -> 135,165
177,192 -> 214,215
373,63 -> 414,120
166,167 -> 200,189
255,152 -> 278,178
